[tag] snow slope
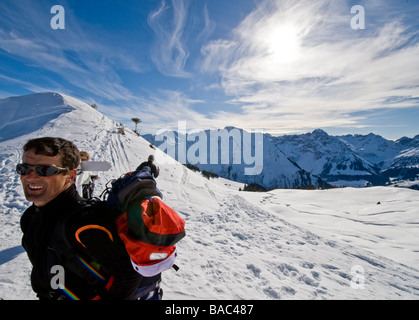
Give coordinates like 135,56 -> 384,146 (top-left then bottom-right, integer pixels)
1,92 -> 418,300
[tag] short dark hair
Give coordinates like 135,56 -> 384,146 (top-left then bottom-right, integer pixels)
23,137 -> 80,170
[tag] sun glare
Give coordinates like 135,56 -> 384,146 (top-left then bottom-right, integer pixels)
265,24 -> 301,64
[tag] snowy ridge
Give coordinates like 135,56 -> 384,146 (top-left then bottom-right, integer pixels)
1,92 -> 419,299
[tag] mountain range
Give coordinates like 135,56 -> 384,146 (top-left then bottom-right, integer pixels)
143,127 -> 419,190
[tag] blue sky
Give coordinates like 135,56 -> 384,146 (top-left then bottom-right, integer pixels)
0,0 -> 418,140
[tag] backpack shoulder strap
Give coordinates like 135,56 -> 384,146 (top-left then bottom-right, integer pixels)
54,200 -> 118,299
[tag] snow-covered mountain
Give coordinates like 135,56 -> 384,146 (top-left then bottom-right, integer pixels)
273,129 -> 384,187
339,133 -> 419,189
143,128 -> 329,190
338,133 -> 402,169
144,127 -> 419,189
1,92 -> 418,300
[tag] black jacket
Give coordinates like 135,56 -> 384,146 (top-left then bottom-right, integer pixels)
20,185 -> 156,300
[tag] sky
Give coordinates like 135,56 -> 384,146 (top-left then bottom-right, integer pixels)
0,0 -> 418,140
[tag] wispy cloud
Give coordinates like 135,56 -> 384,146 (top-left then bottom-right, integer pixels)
0,0 -> 144,102
99,89 -> 210,133
201,0 -> 419,134
147,0 -> 191,78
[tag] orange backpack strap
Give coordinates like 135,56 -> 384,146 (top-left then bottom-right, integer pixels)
75,224 -> 114,248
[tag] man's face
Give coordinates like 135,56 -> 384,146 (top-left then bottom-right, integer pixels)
20,149 -> 76,207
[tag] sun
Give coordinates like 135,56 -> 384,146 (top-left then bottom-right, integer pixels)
264,24 -> 301,64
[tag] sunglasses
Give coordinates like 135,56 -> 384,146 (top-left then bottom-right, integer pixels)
16,164 -> 68,177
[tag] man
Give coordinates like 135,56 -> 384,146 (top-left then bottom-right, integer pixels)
18,137 -> 161,300
136,155 -> 160,178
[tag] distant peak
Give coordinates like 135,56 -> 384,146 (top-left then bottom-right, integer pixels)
396,136 -> 412,145
223,126 -> 240,131
311,129 -> 328,136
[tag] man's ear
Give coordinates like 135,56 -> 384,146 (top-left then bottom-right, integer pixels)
67,168 -> 77,183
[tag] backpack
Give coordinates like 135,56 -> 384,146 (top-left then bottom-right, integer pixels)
60,170 -> 185,299
103,170 -> 186,277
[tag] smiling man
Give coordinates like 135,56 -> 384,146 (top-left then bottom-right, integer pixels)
18,137 -> 161,300
19,138 -> 78,207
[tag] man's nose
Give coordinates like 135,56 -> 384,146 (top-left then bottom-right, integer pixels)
24,168 -> 39,178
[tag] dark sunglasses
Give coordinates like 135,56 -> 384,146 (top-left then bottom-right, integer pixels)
16,164 -> 68,177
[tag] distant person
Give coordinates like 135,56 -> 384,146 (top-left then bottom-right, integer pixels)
76,151 -> 98,199
136,155 -> 160,178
